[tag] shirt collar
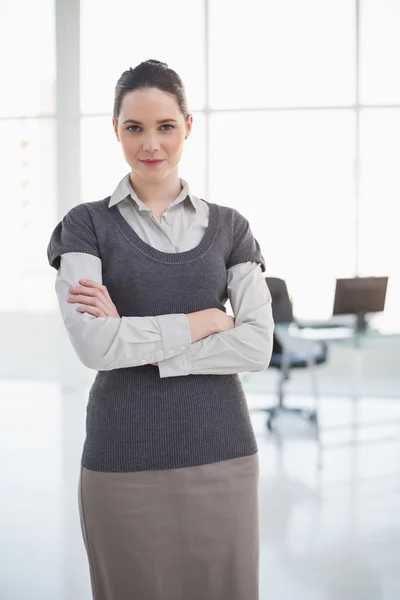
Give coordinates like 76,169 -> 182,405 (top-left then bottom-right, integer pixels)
108,173 -> 202,214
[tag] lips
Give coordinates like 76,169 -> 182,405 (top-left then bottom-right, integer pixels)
141,159 -> 164,166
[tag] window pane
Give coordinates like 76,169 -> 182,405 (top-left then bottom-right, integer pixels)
359,108 -> 400,318
209,0 -> 355,109
210,110 -> 356,318
81,113 -> 206,203
1,119 -> 57,311
81,0 -> 205,114
177,113 -> 206,198
81,117 -> 127,203
358,217 -> 399,320
0,0 -> 55,117
359,109 -> 400,216
360,0 -> 400,105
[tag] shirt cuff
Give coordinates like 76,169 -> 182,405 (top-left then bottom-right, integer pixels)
158,351 -> 190,378
155,313 -> 191,361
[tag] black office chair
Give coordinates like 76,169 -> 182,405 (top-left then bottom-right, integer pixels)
265,277 -> 328,452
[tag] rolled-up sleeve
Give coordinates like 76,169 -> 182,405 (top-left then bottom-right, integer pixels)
56,253 -> 191,371
158,261 -> 274,378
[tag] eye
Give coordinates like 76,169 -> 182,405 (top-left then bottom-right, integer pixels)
160,124 -> 175,131
127,125 -> 141,132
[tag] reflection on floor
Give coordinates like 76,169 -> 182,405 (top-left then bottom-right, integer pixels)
1,381 -> 400,600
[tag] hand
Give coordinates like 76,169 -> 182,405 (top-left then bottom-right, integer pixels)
68,279 -> 120,318
209,308 -> 235,333
185,308 -> 235,342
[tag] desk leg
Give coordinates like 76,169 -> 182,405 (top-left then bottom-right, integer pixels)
308,353 -> 322,469
351,343 -> 364,442
278,349 -> 291,407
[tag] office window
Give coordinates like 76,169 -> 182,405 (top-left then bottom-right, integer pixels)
177,113 -> 207,198
209,0 -> 356,109
81,117 -> 127,203
0,0 -> 55,117
80,0 -> 205,115
0,119 -> 57,311
0,0 -> 56,312
26,0 -> 399,322
360,0 -> 400,105
358,109 -> 400,317
210,110 -> 356,318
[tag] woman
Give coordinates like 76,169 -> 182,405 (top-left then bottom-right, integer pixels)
47,59 -> 274,600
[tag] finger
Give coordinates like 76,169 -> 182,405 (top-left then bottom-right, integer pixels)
71,281 -> 117,314
78,280 -> 114,304
68,294 -> 110,314
70,285 -> 100,298
77,305 -> 106,317
69,286 -> 114,311
68,294 -> 102,305
100,284 -> 113,304
78,279 -> 99,287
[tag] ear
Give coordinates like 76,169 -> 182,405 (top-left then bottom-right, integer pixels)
112,117 -> 120,142
185,114 -> 193,139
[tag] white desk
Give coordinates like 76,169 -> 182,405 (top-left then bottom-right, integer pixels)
273,317 -> 400,455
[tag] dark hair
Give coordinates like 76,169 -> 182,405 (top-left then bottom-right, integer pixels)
113,59 -> 189,122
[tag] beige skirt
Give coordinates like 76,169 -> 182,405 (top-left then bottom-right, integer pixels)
78,453 -> 259,600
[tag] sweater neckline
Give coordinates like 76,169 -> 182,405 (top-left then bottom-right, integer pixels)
108,200 -> 219,263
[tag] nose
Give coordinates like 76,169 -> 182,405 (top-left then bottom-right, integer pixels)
142,130 -> 160,154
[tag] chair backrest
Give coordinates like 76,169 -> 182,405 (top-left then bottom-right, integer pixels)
265,277 -> 294,324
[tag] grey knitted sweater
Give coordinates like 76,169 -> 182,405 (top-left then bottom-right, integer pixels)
47,197 -> 266,472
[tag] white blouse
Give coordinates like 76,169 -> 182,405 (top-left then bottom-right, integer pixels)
55,174 -> 274,378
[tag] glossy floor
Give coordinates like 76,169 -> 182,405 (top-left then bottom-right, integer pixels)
1,381 -> 400,600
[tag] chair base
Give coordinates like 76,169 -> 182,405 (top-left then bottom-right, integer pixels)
266,406 -> 318,438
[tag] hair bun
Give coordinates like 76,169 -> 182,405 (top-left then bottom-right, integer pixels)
145,59 -> 168,69
114,60 -> 189,121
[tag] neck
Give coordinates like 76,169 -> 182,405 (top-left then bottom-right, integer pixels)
129,171 -> 183,210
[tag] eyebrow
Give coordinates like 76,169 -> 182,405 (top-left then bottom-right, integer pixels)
122,118 -> 178,125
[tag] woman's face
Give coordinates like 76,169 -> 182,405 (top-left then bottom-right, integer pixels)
113,87 -> 192,183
